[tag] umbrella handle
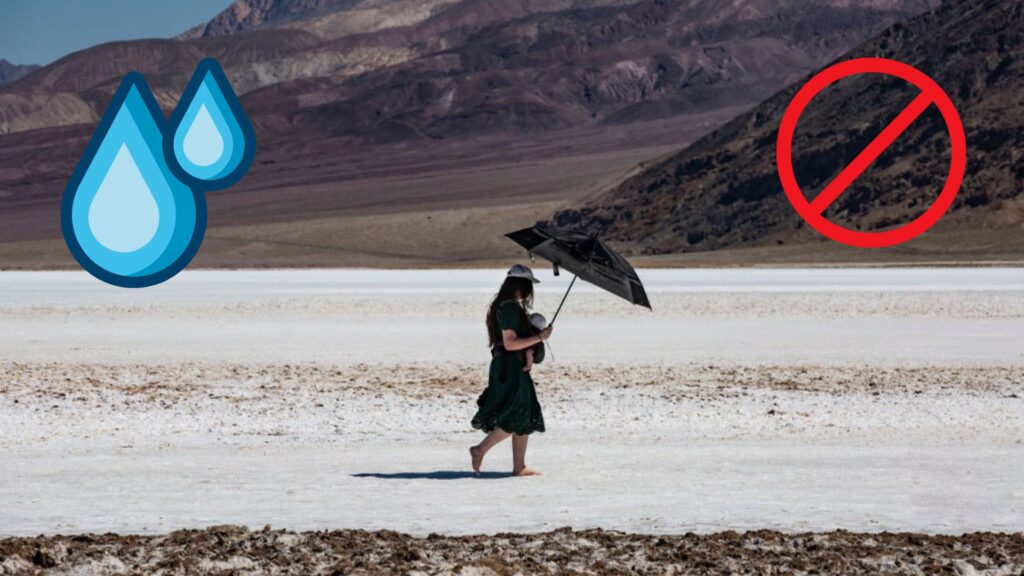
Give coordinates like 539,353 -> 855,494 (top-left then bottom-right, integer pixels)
549,274 -> 577,326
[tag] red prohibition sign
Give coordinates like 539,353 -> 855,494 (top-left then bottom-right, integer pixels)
776,58 -> 967,249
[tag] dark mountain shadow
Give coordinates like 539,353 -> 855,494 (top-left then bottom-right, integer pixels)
553,0 -> 1024,258
352,471 -> 512,480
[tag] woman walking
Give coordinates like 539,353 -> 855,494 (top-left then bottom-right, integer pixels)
470,265 -> 553,477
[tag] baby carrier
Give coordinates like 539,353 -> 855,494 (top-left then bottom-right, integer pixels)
490,300 -> 546,382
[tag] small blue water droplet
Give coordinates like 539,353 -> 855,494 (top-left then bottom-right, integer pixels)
61,73 -> 205,288
182,105 -> 225,167
169,59 -> 255,187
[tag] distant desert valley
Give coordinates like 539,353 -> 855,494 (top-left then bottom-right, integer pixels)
2,0 -> 1022,268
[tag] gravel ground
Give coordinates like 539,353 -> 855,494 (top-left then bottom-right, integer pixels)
2,526 -> 1022,575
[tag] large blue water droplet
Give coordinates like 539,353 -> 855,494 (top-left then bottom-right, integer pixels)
61,73 -> 205,288
88,144 -> 160,252
168,59 -> 255,188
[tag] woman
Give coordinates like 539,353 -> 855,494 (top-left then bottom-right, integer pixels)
470,264 -> 553,477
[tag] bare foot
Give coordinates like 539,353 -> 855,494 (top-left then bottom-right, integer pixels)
512,467 -> 542,477
469,446 -> 483,477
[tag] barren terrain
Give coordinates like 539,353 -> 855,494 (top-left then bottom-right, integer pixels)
1,269 -> 1020,555
0,0 -> 949,269
0,112 -> 738,269
559,0 -> 1024,259
3,527 -> 1022,575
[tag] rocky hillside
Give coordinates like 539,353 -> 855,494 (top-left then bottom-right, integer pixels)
0,0 -> 936,136
0,59 -> 38,85
554,0 -> 1024,255
178,0 -> 462,40
0,0 -> 943,264
279,0 -> 941,141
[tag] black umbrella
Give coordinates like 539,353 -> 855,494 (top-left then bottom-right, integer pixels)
506,224 -> 651,325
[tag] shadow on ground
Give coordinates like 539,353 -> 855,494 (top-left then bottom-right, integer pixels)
352,471 -> 512,480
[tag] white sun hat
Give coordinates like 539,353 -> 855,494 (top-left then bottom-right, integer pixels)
507,263 -> 540,283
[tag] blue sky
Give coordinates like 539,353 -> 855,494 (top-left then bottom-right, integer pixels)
0,1 -> 230,65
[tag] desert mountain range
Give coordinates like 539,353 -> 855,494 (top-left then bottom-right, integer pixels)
0,60 -> 39,86
0,0 -> 963,268
555,0 -> 1024,262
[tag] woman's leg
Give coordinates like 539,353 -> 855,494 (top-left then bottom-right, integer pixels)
512,434 -> 541,476
470,428 -> 511,476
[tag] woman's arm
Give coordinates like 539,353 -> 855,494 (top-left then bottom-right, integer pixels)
523,349 -> 534,372
501,327 -> 553,351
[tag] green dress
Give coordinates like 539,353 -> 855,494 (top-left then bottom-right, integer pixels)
471,301 -> 546,435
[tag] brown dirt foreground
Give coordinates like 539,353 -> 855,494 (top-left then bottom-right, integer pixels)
1,527 -> 1022,576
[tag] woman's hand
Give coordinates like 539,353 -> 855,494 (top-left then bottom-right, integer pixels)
523,349 -> 534,372
539,326 -> 554,341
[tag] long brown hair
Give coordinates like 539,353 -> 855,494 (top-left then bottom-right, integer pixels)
486,276 -> 534,347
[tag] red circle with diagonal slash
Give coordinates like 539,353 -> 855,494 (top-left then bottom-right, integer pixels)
776,57 -> 967,249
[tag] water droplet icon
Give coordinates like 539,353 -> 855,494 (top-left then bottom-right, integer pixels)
88,144 -> 160,253
168,59 -> 255,188
61,73 -> 206,288
182,105 -> 224,167
62,58 -> 253,287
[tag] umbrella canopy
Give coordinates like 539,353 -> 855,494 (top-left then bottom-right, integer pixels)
506,224 -> 651,322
